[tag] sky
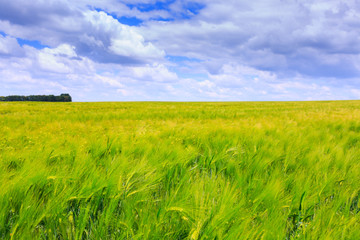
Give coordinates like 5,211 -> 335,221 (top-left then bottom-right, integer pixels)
0,0 -> 360,101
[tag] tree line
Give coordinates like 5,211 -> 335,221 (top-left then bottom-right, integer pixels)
0,94 -> 72,102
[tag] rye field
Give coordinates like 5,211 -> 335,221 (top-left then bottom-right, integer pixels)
0,101 -> 360,239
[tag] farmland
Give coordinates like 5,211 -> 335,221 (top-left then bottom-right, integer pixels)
0,101 -> 359,239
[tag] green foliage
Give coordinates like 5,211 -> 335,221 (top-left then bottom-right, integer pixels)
0,94 -> 72,102
0,101 -> 359,239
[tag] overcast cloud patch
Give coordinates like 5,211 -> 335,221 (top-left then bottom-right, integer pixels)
0,0 -> 359,101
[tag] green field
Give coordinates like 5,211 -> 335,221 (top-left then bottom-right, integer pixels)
0,101 -> 359,239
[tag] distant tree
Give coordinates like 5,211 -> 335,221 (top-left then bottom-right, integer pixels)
60,93 -> 72,102
0,94 -> 72,102
6,95 -> 23,101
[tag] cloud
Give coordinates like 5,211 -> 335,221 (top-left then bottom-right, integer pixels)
0,0 -> 360,101
0,1 -> 165,65
0,35 -> 25,57
142,0 -> 360,78
0,0 -> 73,26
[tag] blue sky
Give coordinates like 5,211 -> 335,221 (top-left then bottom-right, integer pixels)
0,0 -> 360,101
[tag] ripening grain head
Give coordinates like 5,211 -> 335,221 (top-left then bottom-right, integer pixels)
0,101 -> 360,239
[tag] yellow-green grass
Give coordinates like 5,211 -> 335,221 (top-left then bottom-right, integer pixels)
0,101 -> 359,239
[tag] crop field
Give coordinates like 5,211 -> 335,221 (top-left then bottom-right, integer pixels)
0,101 -> 360,239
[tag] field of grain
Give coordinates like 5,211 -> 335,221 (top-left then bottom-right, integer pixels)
0,101 -> 359,239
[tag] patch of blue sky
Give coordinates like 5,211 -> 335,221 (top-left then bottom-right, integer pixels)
117,16 -> 143,26
126,0 -> 176,12
92,7 -> 143,26
183,2 -> 205,15
127,1 -> 205,20
0,31 -> 6,37
17,38 -> 48,49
